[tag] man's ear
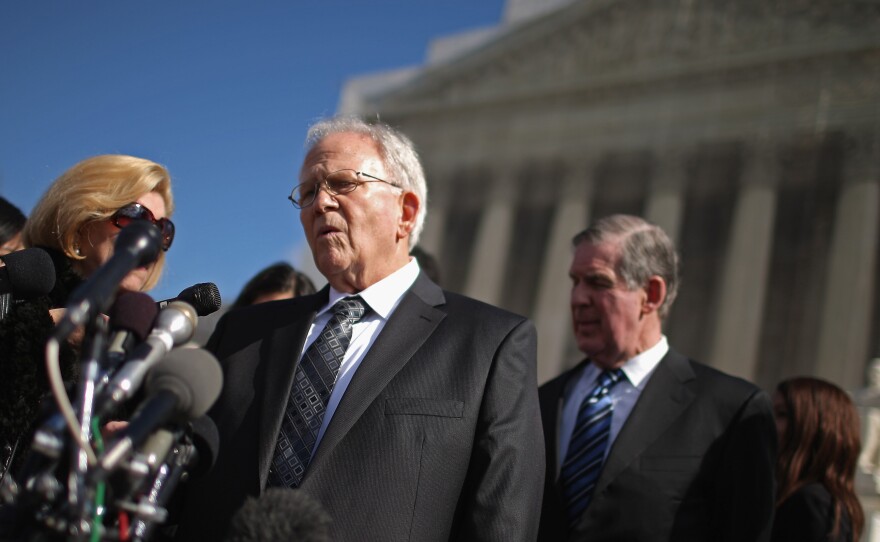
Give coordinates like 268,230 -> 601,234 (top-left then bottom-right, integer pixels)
397,191 -> 420,240
642,276 -> 667,315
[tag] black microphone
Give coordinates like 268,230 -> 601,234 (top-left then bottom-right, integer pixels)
106,290 -> 159,364
0,248 -> 56,319
157,282 -> 222,316
54,221 -> 162,339
225,488 -> 332,542
95,301 -> 198,417
99,348 -> 223,473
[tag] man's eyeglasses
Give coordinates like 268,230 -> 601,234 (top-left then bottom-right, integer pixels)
111,202 -> 175,251
288,169 -> 400,209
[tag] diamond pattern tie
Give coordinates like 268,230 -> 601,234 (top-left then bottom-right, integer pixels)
560,368 -> 625,528
268,296 -> 367,487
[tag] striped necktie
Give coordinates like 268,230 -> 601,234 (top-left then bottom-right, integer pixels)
268,296 -> 367,487
560,368 -> 626,528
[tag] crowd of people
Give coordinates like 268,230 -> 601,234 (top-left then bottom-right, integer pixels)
0,115 -> 869,541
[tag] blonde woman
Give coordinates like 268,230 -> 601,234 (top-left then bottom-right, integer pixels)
0,154 -> 175,479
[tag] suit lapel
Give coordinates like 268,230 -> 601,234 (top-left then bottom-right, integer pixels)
305,273 -> 446,478
257,289 -> 328,487
593,350 -> 696,498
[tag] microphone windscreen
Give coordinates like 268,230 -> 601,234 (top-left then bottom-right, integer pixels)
1,247 -> 56,299
107,291 -> 158,342
226,488 -> 332,542
187,415 -> 219,477
176,282 -> 222,316
145,348 -> 223,420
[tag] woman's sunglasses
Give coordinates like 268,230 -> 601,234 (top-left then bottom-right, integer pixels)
111,202 -> 175,251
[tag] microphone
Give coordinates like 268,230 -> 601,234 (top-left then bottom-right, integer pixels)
99,348 -> 223,473
0,248 -> 56,319
157,282 -> 222,316
225,488 -> 332,542
106,291 -> 159,364
53,221 -> 162,339
95,300 -> 198,417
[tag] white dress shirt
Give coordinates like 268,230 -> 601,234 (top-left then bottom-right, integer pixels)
557,336 -> 669,466
303,258 -> 420,455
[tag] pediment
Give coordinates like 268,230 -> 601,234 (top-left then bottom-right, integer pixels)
359,0 -> 880,113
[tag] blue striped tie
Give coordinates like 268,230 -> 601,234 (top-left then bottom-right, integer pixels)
560,368 -> 625,528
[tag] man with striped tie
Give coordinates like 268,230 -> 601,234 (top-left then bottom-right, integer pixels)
538,214 -> 776,541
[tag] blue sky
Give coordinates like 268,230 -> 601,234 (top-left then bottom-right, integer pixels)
0,1 -> 504,303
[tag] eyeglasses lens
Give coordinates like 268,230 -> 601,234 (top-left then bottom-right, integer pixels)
112,204 -> 175,251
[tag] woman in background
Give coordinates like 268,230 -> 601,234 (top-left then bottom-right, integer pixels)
231,261 -> 316,309
772,376 -> 864,542
0,154 -> 175,479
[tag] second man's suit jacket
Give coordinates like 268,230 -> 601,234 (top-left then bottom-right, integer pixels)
176,272 -> 545,541
538,349 -> 777,542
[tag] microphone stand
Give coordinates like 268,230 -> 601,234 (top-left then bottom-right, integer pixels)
69,313 -> 109,541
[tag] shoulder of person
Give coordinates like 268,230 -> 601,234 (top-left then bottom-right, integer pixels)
668,351 -> 769,408
439,289 -> 531,326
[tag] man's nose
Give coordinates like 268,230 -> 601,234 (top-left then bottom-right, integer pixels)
313,183 -> 337,211
571,285 -> 592,306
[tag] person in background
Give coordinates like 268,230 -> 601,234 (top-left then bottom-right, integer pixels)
0,154 -> 175,479
538,214 -> 776,541
231,262 -> 316,310
0,196 -> 27,256
772,376 -> 864,542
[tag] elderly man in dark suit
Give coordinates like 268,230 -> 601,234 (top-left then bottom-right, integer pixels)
538,214 -> 776,541
176,116 -> 544,541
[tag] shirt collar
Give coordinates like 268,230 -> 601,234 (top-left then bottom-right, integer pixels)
322,257 -> 420,319
584,335 -> 669,389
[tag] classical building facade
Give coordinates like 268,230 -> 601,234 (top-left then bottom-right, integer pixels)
340,0 -> 880,391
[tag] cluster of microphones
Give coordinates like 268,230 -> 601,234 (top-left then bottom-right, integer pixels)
0,222 -> 223,541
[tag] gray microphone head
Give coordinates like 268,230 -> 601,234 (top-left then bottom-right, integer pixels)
154,300 -> 198,346
146,348 -> 223,420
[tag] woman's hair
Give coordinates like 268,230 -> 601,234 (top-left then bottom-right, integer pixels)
775,376 -> 864,540
22,155 -> 174,290
231,262 -> 317,310
0,196 -> 26,247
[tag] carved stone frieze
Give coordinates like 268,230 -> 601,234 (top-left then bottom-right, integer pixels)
366,0 -> 880,113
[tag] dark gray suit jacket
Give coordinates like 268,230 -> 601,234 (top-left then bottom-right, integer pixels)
176,273 -> 545,541
538,349 -> 776,541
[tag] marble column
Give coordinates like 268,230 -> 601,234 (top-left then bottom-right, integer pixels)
816,134 -> 880,390
534,160 -> 595,384
464,166 -> 517,306
710,141 -> 778,381
416,167 -> 451,256
644,147 -> 687,245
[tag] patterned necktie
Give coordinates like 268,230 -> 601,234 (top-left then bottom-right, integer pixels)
269,296 -> 367,487
560,368 -> 625,528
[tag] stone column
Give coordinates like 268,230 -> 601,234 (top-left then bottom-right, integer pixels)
645,147 -> 687,245
816,134 -> 880,389
534,161 -> 595,384
416,167 -> 451,256
709,141 -> 778,381
464,166 -> 517,305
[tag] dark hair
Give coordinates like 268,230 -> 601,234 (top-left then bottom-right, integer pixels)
232,262 -> 317,310
572,214 -> 679,319
0,196 -> 26,246
775,377 -> 864,540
